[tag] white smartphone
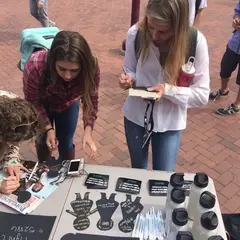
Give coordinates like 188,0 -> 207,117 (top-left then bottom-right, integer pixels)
67,159 -> 84,176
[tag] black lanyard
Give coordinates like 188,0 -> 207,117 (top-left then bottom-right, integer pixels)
142,100 -> 155,148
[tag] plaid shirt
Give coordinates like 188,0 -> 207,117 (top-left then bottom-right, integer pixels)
23,50 -> 100,129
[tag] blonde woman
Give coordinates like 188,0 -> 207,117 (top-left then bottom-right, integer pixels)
119,0 -> 210,171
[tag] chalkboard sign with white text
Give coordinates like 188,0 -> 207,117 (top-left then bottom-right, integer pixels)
0,212 -> 56,240
61,233 -> 139,240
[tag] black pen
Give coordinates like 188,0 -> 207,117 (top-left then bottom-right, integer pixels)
122,66 -> 127,75
122,66 -> 134,88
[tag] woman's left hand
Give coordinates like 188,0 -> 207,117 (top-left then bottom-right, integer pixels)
147,84 -> 165,98
82,126 -> 97,158
6,164 -> 29,180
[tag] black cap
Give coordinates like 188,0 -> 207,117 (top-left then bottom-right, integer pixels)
176,231 -> 193,240
201,211 -> 218,230
171,188 -> 186,204
200,191 -> 216,209
194,172 -> 209,188
170,173 -> 184,188
208,236 -> 224,240
172,208 -> 188,226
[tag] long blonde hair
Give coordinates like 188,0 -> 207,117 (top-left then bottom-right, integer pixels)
138,0 -> 190,84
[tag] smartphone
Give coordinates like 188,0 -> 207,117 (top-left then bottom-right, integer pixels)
67,159 -> 84,176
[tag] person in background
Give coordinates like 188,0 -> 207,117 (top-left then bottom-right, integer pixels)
119,0 -> 210,171
0,91 -> 39,194
23,30 -> 100,164
188,0 -> 207,27
30,0 -> 56,27
209,2 -> 240,115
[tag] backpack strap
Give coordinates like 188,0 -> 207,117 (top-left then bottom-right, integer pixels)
134,29 -> 141,61
195,0 -> 202,17
186,27 -> 198,62
43,51 -> 50,88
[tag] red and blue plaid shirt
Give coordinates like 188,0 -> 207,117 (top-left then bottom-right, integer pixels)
23,50 -> 100,129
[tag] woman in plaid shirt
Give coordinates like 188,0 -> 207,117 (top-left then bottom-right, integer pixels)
23,31 -> 100,163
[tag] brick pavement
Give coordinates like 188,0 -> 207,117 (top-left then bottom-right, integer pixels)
1,0 -> 240,213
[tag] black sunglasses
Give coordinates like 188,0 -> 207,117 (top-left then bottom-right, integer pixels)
10,120 -> 39,134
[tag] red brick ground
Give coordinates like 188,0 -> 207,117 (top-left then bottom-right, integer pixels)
1,0 -> 240,213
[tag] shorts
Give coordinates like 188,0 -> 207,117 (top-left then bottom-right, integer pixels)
220,46 -> 240,85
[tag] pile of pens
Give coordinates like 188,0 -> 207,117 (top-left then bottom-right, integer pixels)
132,207 -> 166,240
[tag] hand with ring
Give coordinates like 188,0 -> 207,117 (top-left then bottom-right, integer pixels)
46,128 -> 58,151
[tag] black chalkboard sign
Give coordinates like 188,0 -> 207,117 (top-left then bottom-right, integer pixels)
116,178 -> 141,195
0,212 -> 56,240
96,193 -> 119,231
118,195 -> 143,233
148,179 -> 193,196
61,233 -> 139,240
66,192 -> 98,231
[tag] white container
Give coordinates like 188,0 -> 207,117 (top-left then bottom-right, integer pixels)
165,188 -> 186,235
192,211 -> 219,240
208,236 -> 224,240
187,172 -> 209,220
166,173 -> 185,207
167,208 -> 188,240
194,191 -> 216,226
176,231 -> 193,240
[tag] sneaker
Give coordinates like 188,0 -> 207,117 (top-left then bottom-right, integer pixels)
48,20 -> 56,27
216,103 -> 240,115
209,89 -> 229,101
120,48 -> 125,56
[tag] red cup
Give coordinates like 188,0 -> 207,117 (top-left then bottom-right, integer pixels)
177,57 -> 195,87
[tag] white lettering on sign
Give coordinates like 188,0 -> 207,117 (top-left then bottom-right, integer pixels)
11,226 -> 35,234
0,233 -> 28,240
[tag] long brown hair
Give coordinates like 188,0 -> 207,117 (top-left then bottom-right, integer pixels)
138,0 -> 190,84
0,96 -> 39,143
47,30 -> 97,121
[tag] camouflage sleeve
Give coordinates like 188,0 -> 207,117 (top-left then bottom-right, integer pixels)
3,144 -> 22,169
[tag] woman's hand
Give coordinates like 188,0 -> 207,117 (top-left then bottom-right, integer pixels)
37,0 -> 44,8
0,176 -> 20,194
119,74 -> 135,90
6,164 -> 29,180
147,84 -> 165,98
83,126 -> 97,158
233,17 -> 240,31
46,129 -> 59,151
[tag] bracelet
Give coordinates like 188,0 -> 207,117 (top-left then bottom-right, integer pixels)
45,127 -> 54,134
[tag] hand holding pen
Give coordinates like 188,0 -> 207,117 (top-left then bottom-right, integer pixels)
119,66 -> 135,90
1,176 -> 20,194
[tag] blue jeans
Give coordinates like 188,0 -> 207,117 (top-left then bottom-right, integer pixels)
30,0 -> 49,27
124,117 -> 181,171
40,101 -> 80,155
